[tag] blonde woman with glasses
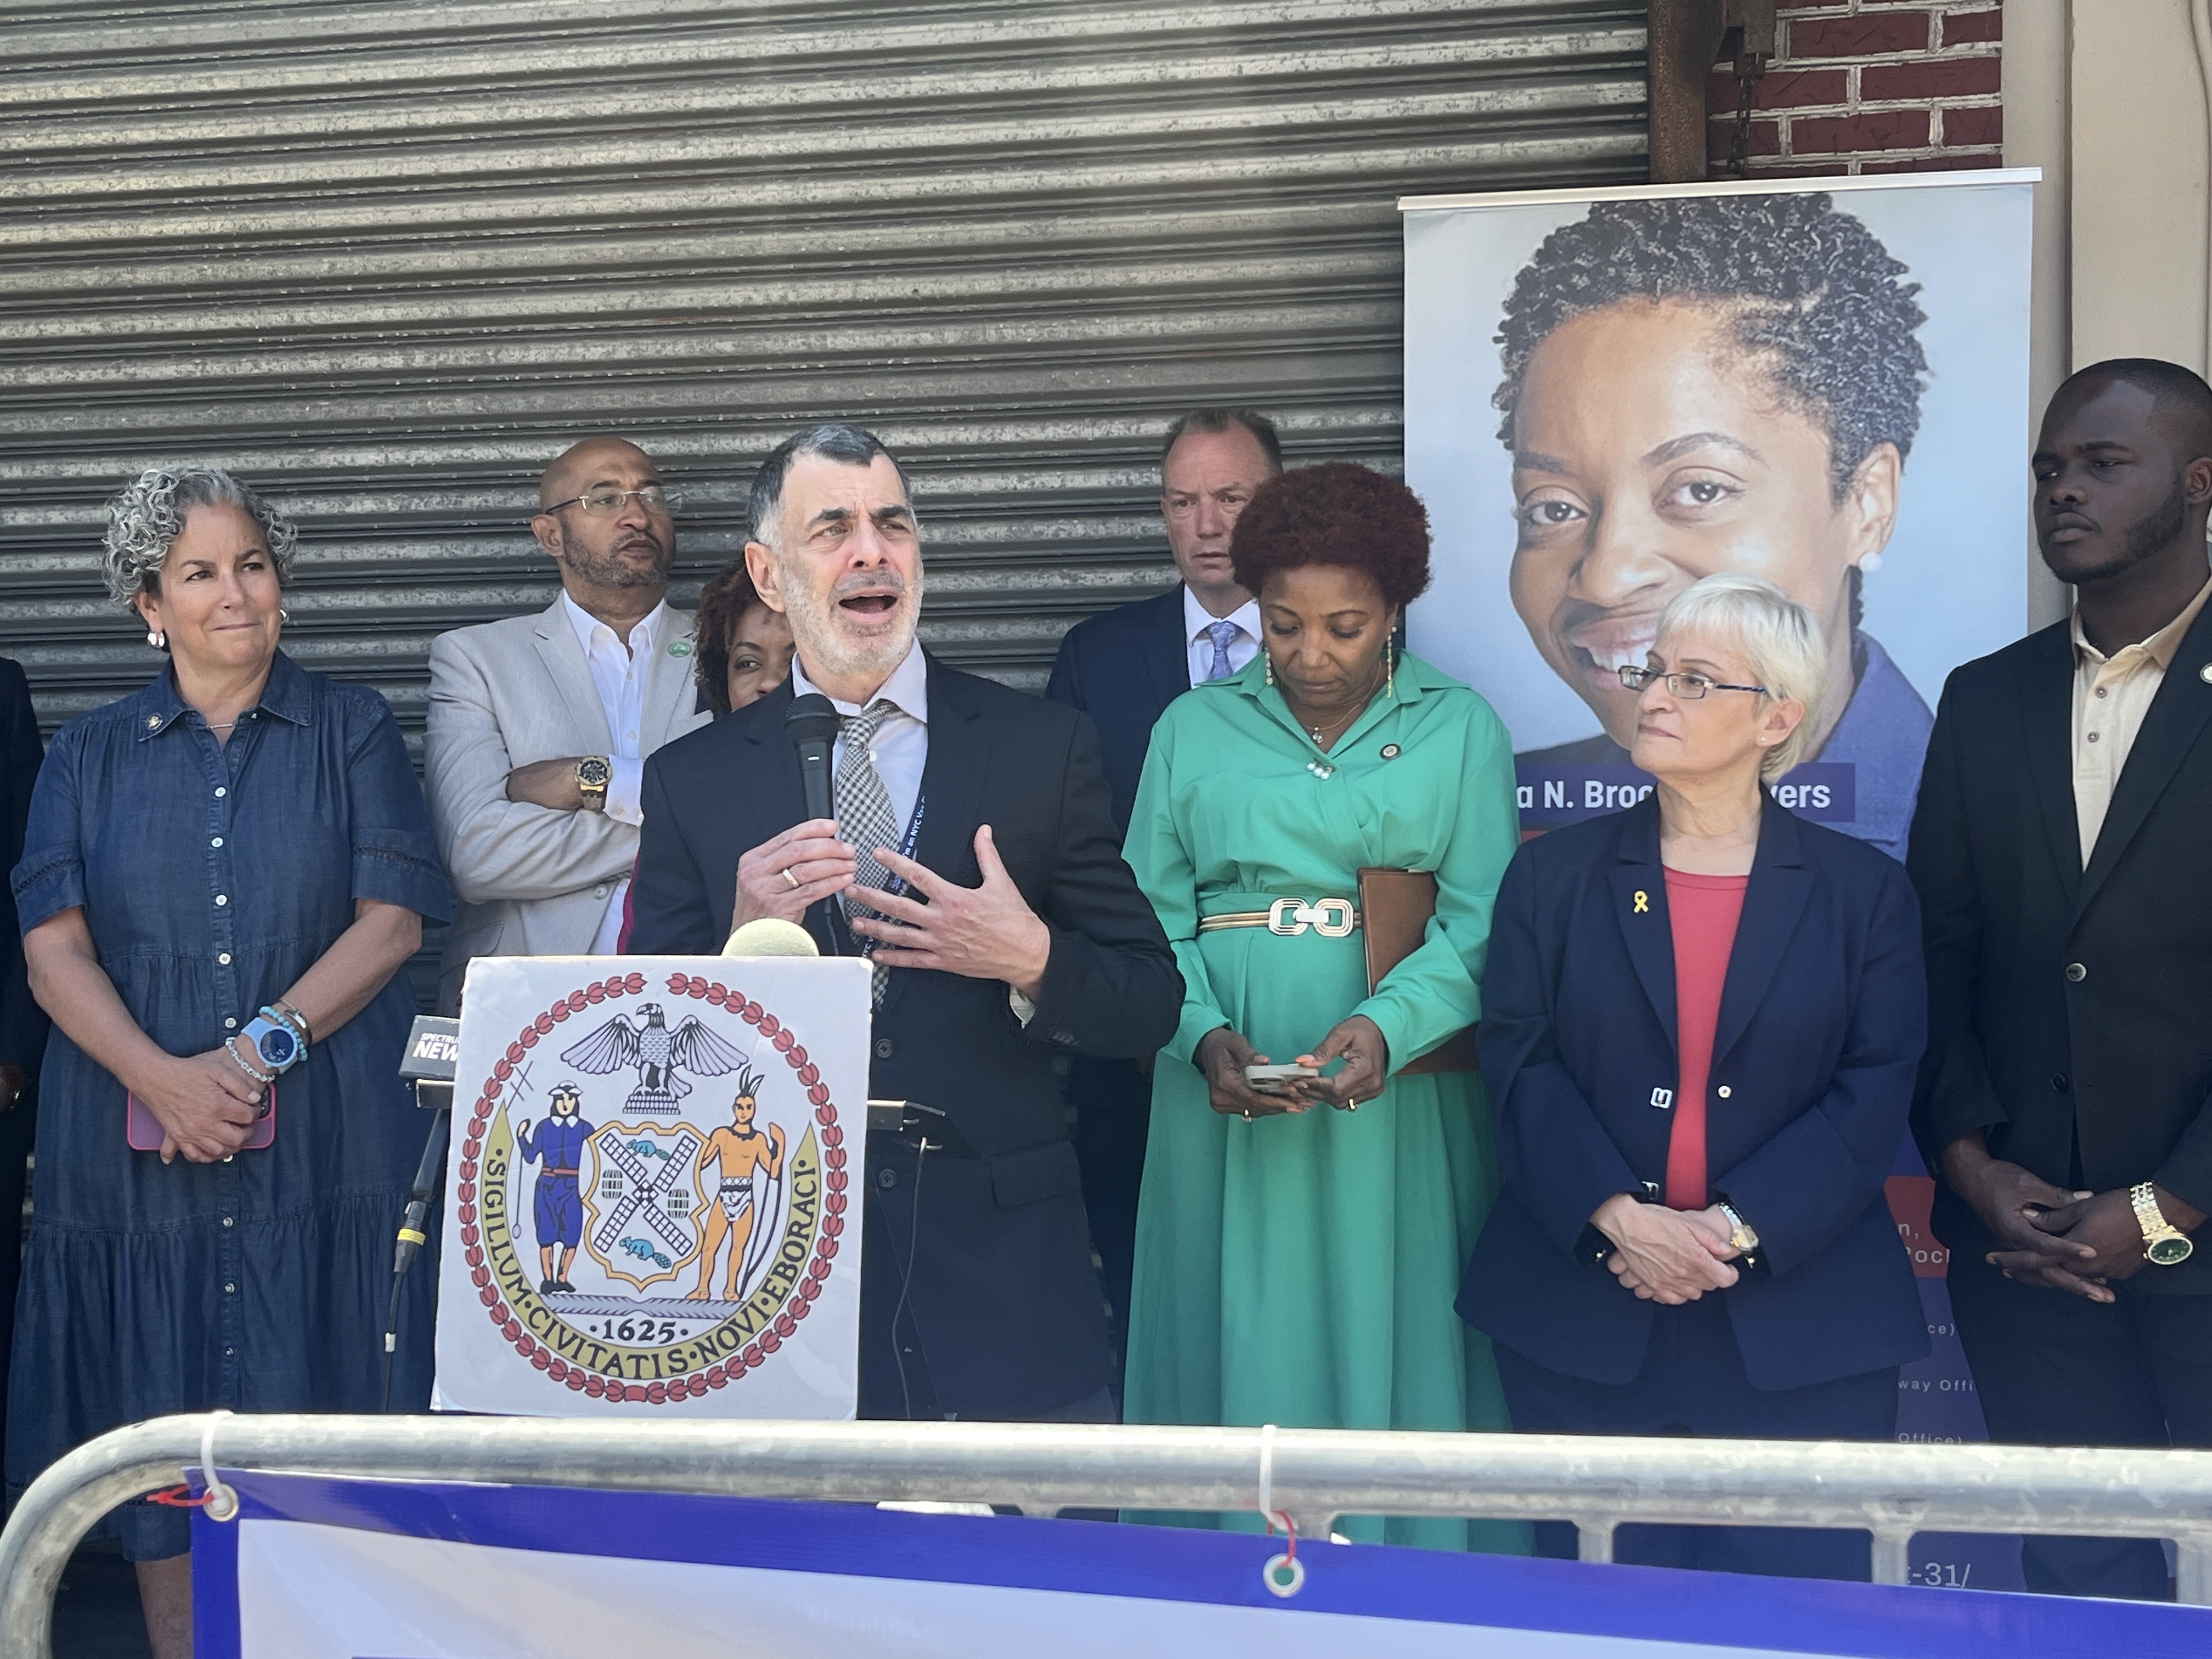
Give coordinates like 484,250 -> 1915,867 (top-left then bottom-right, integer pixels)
1459,573 -> 1930,1583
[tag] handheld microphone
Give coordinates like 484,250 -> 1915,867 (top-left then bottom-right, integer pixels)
785,693 -> 840,827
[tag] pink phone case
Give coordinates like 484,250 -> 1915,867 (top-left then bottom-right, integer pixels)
127,1083 -> 276,1152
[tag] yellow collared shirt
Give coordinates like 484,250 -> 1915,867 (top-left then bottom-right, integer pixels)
2071,569 -> 2212,865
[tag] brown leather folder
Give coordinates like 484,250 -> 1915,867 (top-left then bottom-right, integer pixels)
1356,866 -> 1479,1075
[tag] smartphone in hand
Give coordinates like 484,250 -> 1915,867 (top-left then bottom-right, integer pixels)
127,1085 -> 276,1153
1243,1063 -> 1321,1095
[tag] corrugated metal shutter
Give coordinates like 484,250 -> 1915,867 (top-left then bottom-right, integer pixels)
0,0 -> 1646,732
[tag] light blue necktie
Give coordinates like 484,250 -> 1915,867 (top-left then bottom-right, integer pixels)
1202,619 -> 1241,682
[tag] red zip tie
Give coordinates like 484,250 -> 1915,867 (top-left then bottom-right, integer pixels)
146,1484 -> 218,1509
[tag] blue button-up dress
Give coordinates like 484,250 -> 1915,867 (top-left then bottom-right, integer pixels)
6,652 -> 452,1559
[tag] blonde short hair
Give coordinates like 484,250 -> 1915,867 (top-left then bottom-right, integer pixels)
1654,574 -> 1827,781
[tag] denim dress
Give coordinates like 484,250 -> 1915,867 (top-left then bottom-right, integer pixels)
5,653 -> 451,1559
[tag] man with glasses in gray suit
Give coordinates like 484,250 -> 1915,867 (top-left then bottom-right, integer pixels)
425,436 -> 710,1009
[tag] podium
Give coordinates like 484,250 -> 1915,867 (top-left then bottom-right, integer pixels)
432,955 -> 872,1419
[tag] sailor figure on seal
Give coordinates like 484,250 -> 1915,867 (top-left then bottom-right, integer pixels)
689,1066 -> 787,1302
516,1083 -> 595,1294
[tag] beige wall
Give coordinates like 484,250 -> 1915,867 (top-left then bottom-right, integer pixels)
2007,0 -> 2212,628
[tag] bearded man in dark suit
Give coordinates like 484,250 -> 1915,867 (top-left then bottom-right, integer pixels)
1911,359 -> 2212,1599
630,423 -> 1180,1423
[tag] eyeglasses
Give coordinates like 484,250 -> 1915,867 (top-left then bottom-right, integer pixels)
545,484 -> 678,518
1617,665 -> 1768,699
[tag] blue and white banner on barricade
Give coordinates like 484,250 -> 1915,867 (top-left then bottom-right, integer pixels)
191,1471 -> 2210,1657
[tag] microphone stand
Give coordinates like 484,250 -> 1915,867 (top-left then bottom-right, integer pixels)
385,1017 -> 460,1412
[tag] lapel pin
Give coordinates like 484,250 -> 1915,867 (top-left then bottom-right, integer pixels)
1650,1087 -> 1674,1110
1633,889 -> 1649,913
145,714 -> 160,730
668,640 -> 693,658
1380,743 -> 1401,759
2199,663 -> 2212,684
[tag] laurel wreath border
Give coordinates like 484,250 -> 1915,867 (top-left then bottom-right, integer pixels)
456,969 -> 849,1404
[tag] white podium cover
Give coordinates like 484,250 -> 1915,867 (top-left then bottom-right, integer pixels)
433,955 -> 871,1418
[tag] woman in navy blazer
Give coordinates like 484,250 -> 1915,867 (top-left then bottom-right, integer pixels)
1459,575 -> 1928,1582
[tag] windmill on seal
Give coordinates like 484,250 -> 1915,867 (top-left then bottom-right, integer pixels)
557,1001 -> 750,1115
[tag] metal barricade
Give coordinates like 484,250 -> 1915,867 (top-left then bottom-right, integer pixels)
4,1414 -> 2210,1656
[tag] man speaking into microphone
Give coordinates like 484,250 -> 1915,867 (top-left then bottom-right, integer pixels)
629,424 -> 1180,1423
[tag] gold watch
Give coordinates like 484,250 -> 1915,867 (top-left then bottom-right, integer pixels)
575,755 -> 612,810
1716,1198 -> 1760,1256
2130,1182 -> 2194,1266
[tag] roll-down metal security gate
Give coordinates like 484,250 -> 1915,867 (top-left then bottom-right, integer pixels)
0,0 -> 1645,733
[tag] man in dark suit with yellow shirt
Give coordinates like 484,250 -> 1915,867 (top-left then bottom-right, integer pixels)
1911,359 -> 2212,1599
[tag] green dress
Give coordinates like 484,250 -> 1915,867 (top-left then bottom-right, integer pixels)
1122,651 -> 1528,1554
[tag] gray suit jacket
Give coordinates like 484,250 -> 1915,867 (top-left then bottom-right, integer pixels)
425,597 -> 710,1009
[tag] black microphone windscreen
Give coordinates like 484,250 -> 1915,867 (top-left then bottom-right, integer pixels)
785,693 -> 840,748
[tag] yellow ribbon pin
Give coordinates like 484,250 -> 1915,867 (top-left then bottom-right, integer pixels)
1633,890 -> 1649,913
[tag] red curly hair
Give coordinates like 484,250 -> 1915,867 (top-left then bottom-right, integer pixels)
1228,462 -> 1432,608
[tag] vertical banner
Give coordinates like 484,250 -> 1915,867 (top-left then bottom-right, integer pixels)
1404,170 -> 2034,860
434,955 -> 871,1418
1402,171 -> 2037,1589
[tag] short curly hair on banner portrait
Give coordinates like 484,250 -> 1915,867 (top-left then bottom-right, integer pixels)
1492,192 -> 1930,503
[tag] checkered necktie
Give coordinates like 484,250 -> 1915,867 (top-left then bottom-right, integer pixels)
835,699 -> 902,1006
1203,618 -> 1241,681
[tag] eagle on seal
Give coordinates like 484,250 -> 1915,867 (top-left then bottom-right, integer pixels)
557,1002 -> 749,1115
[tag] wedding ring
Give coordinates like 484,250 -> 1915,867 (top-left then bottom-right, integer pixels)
780,867 -> 799,889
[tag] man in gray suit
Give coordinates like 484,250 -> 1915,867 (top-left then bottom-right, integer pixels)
426,436 -> 711,1008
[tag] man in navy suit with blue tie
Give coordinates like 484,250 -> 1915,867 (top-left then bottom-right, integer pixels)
1046,408 -> 1280,1380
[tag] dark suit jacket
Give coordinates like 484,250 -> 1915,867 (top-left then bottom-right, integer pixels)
1459,794 -> 1930,1390
1910,612 -> 2212,1295
629,653 -> 1182,1415
0,658 -> 46,1073
1045,587 -> 1190,837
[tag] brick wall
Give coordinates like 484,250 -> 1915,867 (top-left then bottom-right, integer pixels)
1707,2 -> 2002,177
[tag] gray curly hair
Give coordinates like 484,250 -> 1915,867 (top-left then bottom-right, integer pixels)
102,467 -> 297,608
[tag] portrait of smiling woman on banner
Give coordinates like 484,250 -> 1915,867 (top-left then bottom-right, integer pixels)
1405,176 -> 2033,861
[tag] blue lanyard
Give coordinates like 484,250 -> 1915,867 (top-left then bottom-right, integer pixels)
888,794 -> 927,896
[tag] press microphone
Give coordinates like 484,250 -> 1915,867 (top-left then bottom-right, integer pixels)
785,693 -> 840,827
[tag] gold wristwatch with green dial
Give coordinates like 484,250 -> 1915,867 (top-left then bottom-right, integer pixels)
2130,1182 -> 2194,1266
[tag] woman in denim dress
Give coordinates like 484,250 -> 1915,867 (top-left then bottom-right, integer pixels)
7,469 -> 450,1655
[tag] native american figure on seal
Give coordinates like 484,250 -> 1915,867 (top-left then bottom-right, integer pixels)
557,1000 -> 749,1115
689,1066 -> 787,1302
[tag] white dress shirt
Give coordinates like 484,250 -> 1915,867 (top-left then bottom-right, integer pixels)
1182,586 -> 1262,685
2070,569 -> 2212,865
563,592 -> 664,952
790,640 -> 930,842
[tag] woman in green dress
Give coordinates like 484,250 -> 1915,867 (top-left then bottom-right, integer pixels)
1122,462 -> 1526,1553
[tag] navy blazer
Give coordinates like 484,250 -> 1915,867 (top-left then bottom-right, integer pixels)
1045,586 -> 1191,838
629,653 -> 1182,1418
1458,794 -> 1931,1391
1911,610 -> 2212,1291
